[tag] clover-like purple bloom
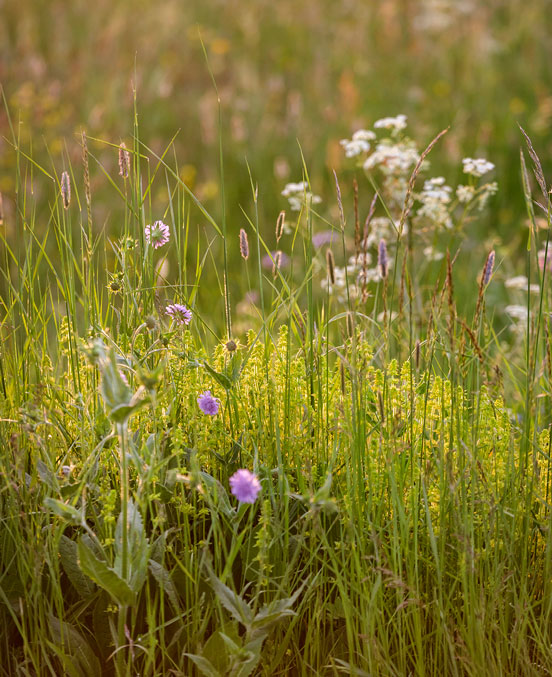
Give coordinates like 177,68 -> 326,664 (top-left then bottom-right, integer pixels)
229,469 -> 261,504
145,220 -> 170,249
197,390 -> 220,415
166,303 -> 192,325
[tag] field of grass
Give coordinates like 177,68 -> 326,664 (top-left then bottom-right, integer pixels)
1,1 -> 552,675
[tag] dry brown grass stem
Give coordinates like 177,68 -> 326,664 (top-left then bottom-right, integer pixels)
353,179 -> 360,264
275,210 -> 286,243
401,127 -> 449,249
519,125 -> 548,200
333,170 -> 345,231
461,320 -> 484,364
326,249 -> 335,285
446,250 -> 456,353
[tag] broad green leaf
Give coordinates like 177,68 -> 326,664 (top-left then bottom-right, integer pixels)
48,614 -> 101,677
203,360 -> 233,390
59,536 -> 95,598
77,539 -> 135,606
249,597 -> 296,639
204,561 -> 253,626
114,499 -> 149,594
202,622 -> 240,674
148,559 -> 181,613
185,653 -> 221,677
44,497 -> 84,526
199,472 -> 234,518
36,459 -> 59,493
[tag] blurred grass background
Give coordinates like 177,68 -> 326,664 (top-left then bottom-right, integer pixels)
2,0 -> 552,228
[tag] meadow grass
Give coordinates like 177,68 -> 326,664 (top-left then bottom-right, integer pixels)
1,92 -> 552,677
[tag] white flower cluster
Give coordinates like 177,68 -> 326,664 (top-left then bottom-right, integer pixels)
456,184 -> 475,203
373,114 -> 408,132
476,182 -> 498,211
505,305 -> 529,322
281,181 -> 322,211
320,246 -> 398,301
415,177 -> 453,229
505,276 -> 540,294
462,157 -> 495,178
364,142 -> 420,175
413,0 -> 474,32
423,245 -> 445,261
339,129 -> 376,158
362,217 -> 400,249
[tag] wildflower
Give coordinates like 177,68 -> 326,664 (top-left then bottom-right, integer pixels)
262,251 -> 289,270
340,138 -> 371,158
281,181 -> 322,211
456,184 -> 475,203
118,142 -> 130,178
415,177 -> 453,229
312,230 -> 337,248
364,142 -> 419,175
107,279 -> 122,295
373,114 -> 408,132
538,248 -> 552,273
166,303 -> 192,325
145,315 -> 158,331
352,129 -> 377,142
197,390 -> 220,415
119,235 -> 138,251
60,465 -> 73,478
239,228 -> 249,260
225,339 -> 238,353
145,221 -> 170,249
462,157 -> 495,178
423,246 -> 444,261
505,276 -> 539,293
229,469 -> 261,504
505,305 -> 529,322
61,171 -> 71,209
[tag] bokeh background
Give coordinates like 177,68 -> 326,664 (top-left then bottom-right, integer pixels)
1,0 -> 552,305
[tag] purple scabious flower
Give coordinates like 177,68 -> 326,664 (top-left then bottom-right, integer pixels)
229,469 -> 261,504
312,230 -> 337,249
145,221 -> 170,249
166,303 -> 192,325
262,251 -> 290,270
197,390 -> 220,415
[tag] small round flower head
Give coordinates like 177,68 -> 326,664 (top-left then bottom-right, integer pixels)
145,221 -> 170,249
373,114 -> 408,132
462,158 -> 495,178
229,469 -> 261,504
166,303 -> 192,325
197,390 -> 220,415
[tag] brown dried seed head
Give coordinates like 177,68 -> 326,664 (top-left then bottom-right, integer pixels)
272,250 -> 282,278
239,228 -> 249,260
275,210 -> 286,243
326,249 -> 335,285
119,142 -> 131,179
61,171 -> 71,209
